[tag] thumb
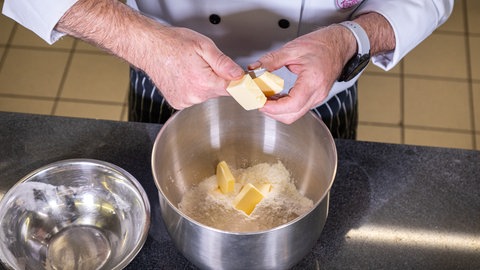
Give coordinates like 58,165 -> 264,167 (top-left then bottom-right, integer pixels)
201,46 -> 244,80
248,49 -> 286,72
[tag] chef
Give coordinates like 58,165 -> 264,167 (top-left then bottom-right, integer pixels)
3,0 -> 453,138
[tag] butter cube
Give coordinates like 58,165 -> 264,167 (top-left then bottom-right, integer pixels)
216,161 -> 235,194
233,183 -> 264,215
226,74 -> 267,110
253,71 -> 284,97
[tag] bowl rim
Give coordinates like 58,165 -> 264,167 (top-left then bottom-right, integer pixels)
0,158 -> 151,270
151,104 -> 338,235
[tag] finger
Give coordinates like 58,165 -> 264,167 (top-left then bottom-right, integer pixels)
199,43 -> 244,80
247,61 -> 262,70
260,73 -> 313,115
251,48 -> 291,72
259,96 -> 312,125
260,109 -> 307,125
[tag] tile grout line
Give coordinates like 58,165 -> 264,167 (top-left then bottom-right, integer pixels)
462,0 -> 477,149
366,70 -> 480,84
0,93 -> 125,106
119,85 -> 130,121
0,23 -> 17,75
400,58 -> 405,145
7,43 -> 108,55
360,121 -> 474,134
50,39 -> 78,116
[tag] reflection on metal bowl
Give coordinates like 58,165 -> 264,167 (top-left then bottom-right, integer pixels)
0,159 -> 150,270
152,97 -> 337,270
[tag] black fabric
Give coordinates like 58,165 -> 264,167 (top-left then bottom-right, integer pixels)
128,68 -> 358,139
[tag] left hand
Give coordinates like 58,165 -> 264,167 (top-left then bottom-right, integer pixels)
249,24 -> 356,124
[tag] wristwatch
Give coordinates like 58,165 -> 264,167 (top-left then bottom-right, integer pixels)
337,21 -> 371,82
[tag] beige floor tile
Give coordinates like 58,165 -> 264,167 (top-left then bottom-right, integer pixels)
0,96 -> 54,115
469,36 -> 480,81
466,0 -> 480,34
404,78 -> 471,130
358,74 -> 401,124
54,101 -> 123,121
61,53 -> 129,103
357,124 -> 402,144
438,0 -> 465,33
473,83 -> 480,132
11,26 -> 74,50
404,33 -> 468,79
75,40 -> 107,53
404,128 -> 473,150
0,48 -> 70,97
0,13 -> 15,45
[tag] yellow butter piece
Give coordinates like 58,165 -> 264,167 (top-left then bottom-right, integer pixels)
253,71 -> 284,97
226,74 -> 267,110
233,183 -> 264,215
216,161 -> 235,194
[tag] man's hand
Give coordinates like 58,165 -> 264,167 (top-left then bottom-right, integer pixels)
249,25 -> 356,124
135,26 -> 244,109
57,0 -> 244,109
249,12 -> 395,124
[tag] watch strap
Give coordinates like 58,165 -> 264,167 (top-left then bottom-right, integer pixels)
338,21 -> 370,55
337,21 -> 371,82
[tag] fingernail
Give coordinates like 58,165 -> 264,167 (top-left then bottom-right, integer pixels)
248,61 -> 262,70
230,67 -> 244,78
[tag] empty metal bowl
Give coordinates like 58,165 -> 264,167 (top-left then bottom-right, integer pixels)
152,97 -> 337,270
0,159 -> 150,270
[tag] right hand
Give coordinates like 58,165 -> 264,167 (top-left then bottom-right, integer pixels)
57,0 -> 244,110
137,26 -> 244,109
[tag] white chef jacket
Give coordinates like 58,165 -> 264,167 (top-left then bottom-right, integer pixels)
2,0 -> 453,99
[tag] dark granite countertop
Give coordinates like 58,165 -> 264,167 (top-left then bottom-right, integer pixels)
0,111 -> 479,269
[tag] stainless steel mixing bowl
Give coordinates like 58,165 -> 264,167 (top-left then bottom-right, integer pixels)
0,159 -> 150,270
152,97 -> 337,270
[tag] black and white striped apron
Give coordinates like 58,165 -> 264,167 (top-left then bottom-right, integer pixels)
129,68 -> 358,139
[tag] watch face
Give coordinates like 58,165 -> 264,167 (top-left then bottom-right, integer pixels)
338,53 -> 370,82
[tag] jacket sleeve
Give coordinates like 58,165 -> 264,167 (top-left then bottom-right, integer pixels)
2,0 -> 78,44
354,0 -> 454,71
